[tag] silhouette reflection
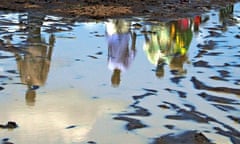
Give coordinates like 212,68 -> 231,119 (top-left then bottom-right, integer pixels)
144,16 -> 204,78
219,4 -> 234,30
16,13 -> 54,106
106,19 -> 136,87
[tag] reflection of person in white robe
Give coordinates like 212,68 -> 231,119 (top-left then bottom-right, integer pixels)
106,19 -> 136,87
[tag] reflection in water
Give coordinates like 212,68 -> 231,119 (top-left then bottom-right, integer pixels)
0,3 -> 240,144
106,19 -> 136,87
219,4 -> 234,30
17,13 -> 54,106
143,16 -> 205,78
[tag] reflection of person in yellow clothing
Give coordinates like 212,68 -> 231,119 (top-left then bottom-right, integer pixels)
143,17 -> 204,78
168,18 -> 193,75
16,13 -> 54,106
106,19 -> 136,87
143,24 -> 172,78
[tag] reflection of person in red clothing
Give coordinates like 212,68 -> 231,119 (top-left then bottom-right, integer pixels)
106,19 -> 136,87
193,16 -> 201,32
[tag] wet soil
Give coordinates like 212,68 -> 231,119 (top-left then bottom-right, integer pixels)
0,0 -> 239,21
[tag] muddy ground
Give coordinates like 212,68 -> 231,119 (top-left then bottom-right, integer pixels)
0,0 -> 239,21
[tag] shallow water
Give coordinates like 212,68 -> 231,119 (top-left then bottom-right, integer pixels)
0,3 -> 240,144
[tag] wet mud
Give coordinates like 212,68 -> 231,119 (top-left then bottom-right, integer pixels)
152,130 -> 214,144
0,0 -> 239,21
0,1 -> 240,144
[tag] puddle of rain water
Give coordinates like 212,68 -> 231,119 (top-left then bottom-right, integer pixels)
0,3 -> 240,144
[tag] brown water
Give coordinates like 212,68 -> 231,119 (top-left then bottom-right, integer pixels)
0,3 -> 240,144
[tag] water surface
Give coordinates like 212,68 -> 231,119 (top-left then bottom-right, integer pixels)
0,3 -> 240,144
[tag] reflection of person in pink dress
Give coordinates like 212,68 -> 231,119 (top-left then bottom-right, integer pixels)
106,19 -> 136,87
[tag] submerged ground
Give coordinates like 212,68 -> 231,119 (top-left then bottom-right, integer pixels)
0,1 -> 240,144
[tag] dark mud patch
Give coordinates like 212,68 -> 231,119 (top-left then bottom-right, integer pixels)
163,101 -> 240,141
214,127 -> 240,144
1,138 -> 14,144
170,76 -> 186,84
213,104 -> 238,111
87,141 -> 97,144
0,121 -> 18,129
65,125 -> 77,129
163,101 -> 209,123
132,88 -> 158,100
113,116 -> 147,131
198,92 -> 240,105
165,108 -> 209,123
209,76 -> 228,81
119,105 -> 152,117
0,86 -> 4,91
227,115 -> 240,124
152,130 -> 214,144
165,88 -> 187,98
191,76 -> 240,95
193,60 -> 212,67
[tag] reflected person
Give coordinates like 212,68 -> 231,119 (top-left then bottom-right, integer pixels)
168,18 -> 193,75
143,24 -> 172,78
219,4 -> 234,30
16,13 -> 54,106
106,19 -> 136,87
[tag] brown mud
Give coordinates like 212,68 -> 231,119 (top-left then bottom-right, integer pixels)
0,0 -> 239,21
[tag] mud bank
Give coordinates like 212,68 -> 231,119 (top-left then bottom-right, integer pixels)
0,0 -> 239,21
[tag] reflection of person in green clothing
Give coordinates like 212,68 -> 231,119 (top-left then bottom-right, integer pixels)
143,24 -> 172,78
143,17 -> 196,78
168,18 -> 193,75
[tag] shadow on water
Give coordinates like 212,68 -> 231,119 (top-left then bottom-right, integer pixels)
0,3 -> 240,144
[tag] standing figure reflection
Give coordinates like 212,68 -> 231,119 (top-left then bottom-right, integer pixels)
219,4 -> 234,30
168,18 -> 193,75
106,19 -> 136,87
16,13 -> 54,106
143,23 -> 171,78
144,16 -> 203,78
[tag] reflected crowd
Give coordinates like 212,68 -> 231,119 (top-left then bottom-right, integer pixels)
105,15 -> 208,86
143,15 -> 206,78
0,4 -> 235,90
